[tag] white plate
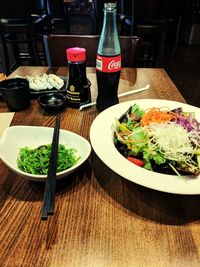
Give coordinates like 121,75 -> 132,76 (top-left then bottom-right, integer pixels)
90,99 -> 200,195
0,126 -> 91,181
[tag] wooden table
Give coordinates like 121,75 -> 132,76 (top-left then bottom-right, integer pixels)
1,67 -> 200,267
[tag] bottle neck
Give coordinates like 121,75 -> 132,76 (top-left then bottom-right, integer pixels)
103,8 -> 118,36
98,3 -> 120,56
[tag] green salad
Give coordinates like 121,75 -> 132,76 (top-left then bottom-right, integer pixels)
113,103 -> 200,177
17,144 -> 80,175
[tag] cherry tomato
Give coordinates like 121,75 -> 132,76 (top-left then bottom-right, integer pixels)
127,156 -> 145,167
129,113 -> 135,118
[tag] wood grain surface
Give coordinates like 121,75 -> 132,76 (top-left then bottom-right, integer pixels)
1,67 -> 199,267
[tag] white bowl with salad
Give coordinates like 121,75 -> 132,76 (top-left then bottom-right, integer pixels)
90,99 -> 200,195
0,126 -> 91,181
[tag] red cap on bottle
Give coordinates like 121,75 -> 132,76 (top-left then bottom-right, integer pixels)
66,47 -> 86,62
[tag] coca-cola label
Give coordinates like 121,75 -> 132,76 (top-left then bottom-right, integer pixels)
96,55 -> 121,73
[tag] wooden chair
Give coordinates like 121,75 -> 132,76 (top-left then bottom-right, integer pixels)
120,0 -> 179,67
47,0 -> 69,34
66,0 -> 97,35
43,34 -> 141,67
0,0 -> 49,74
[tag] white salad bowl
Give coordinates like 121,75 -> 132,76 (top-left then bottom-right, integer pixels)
0,126 -> 91,181
90,99 -> 200,195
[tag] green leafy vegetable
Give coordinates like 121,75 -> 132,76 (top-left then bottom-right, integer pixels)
17,144 -> 80,175
126,104 -> 145,130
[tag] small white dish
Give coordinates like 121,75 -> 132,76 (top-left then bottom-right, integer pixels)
0,126 -> 91,181
90,99 -> 200,195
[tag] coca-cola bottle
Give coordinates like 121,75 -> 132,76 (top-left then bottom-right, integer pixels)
96,2 -> 121,112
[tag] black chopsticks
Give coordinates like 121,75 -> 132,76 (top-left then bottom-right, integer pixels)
41,115 -> 60,220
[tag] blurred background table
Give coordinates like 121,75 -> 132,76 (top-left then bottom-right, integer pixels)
1,67 -> 200,267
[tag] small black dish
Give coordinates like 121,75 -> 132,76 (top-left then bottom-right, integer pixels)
38,92 -> 67,113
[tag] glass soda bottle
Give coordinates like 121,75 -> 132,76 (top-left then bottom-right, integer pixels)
96,2 -> 121,112
66,47 -> 91,108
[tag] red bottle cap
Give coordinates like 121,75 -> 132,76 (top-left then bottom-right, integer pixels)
66,47 -> 86,62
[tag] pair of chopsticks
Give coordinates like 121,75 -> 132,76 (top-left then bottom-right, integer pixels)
79,84 -> 150,111
41,115 -> 60,220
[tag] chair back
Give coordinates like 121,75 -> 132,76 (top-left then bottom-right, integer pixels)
0,0 -> 49,74
47,0 -> 66,17
134,0 -> 171,24
43,34 -> 141,67
32,0 -> 48,16
0,0 -> 33,18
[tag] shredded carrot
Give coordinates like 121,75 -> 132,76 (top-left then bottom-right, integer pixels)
141,108 -> 175,126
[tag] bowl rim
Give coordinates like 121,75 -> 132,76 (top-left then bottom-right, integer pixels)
0,77 -> 29,90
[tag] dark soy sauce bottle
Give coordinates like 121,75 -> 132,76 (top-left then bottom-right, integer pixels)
66,47 -> 91,108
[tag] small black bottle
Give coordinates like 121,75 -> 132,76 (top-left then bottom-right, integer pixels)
66,47 -> 91,108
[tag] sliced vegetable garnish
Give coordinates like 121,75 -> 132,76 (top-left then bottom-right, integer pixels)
127,157 -> 145,167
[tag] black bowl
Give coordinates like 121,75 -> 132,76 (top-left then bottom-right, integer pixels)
0,78 -> 30,111
38,92 -> 67,112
